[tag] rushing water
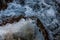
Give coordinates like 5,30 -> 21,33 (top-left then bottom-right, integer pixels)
0,0 -> 60,40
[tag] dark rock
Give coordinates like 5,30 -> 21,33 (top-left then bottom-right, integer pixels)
33,3 -> 40,11
56,0 -> 60,4
44,0 -> 53,5
5,0 -> 13,3
0,0 -> 13,10
19,0 -> 25,6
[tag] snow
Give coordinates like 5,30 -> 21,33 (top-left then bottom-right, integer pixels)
0,18 -> 44,40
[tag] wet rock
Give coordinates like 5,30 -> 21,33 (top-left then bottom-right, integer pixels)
0,0 -> 13,10
19,0 -> 25,6
44,0 -> 53,5
5,0 -> 13,3
33,3 -> 40,11
0,0 -> 7,10
56,0 -> 60,4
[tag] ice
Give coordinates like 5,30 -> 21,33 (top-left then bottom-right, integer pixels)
0,0 -> 60,40
24,5 -> 36,17
46,7 -> 55,17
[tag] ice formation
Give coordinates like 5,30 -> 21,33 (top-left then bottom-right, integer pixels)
0,0 -> 60,40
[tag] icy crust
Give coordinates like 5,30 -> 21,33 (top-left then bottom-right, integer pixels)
24,0 -> 60,40
0,0 -> 60,40
0,3 -> 26,24
0,18 -> 44,40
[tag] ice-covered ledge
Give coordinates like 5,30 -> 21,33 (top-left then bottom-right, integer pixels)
0,18 -> 44,40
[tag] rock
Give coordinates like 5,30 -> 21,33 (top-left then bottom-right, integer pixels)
56,0 -> 60,4
0,0 -> 7,10
5,0 -> 13,3
19,0 -> 25,5
0,0 -> 13,10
